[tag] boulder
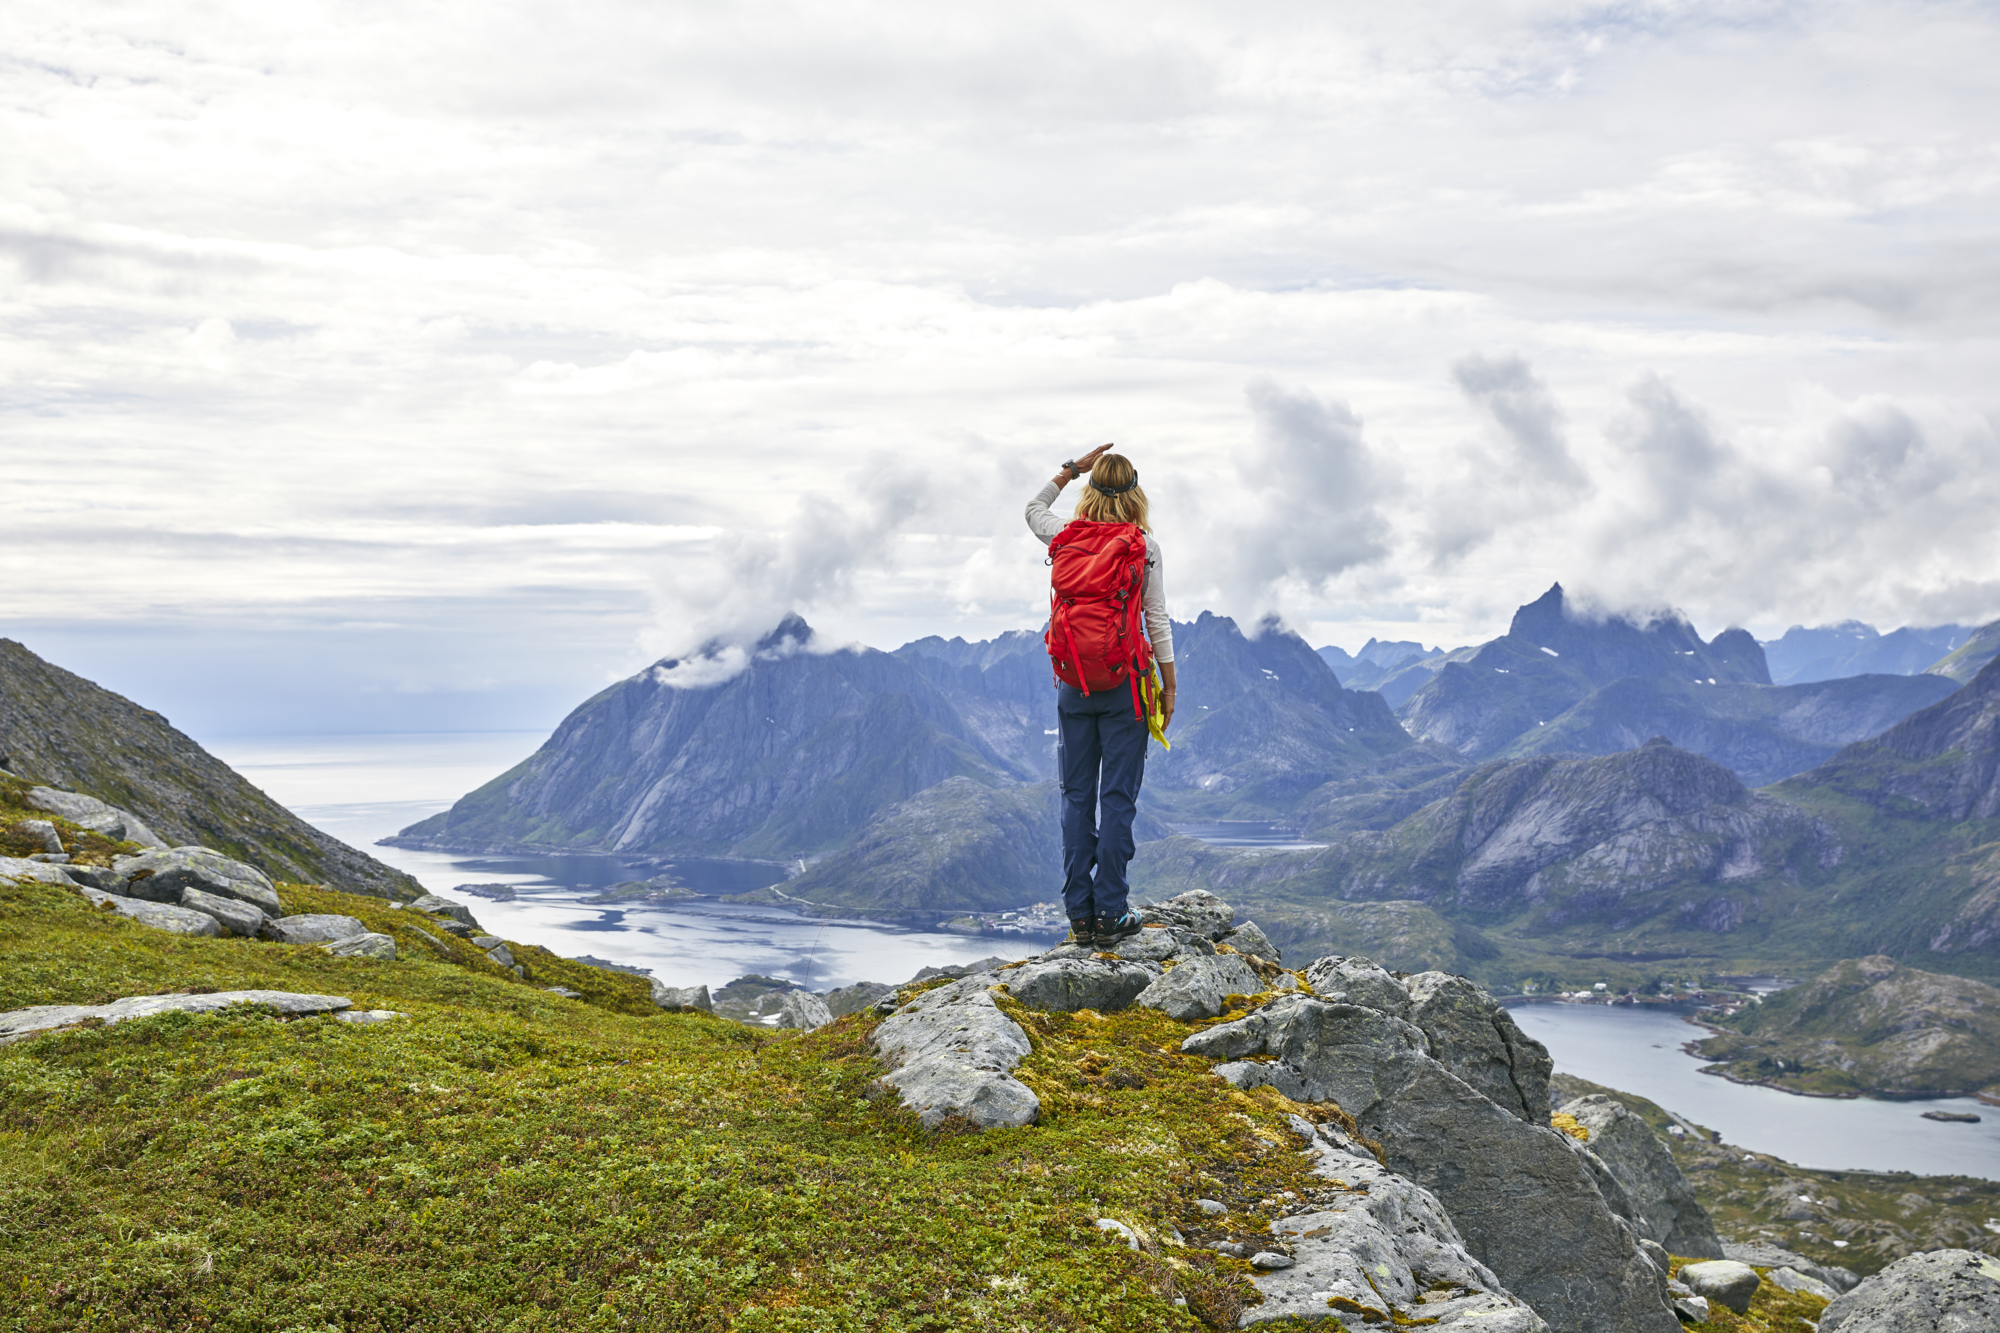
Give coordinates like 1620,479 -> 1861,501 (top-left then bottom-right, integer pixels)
996,956 -> 1158,1013
1671,1293 -> 1710,1323
1109,925 -> 1215,963
408,894 -> 479,928
1768,1266 -> 1839,1302
24,787 -> 168,848
1556,1094 -> 1723,1258
1819,1249 -> 2000,1332
0,854 -> 82,887
1220,921 -> 1282,963
471,936 -> 514,968
1134,954 -> 1264,1021
1136,889 -> 1234,940
1303,956 -> 1415,1018
0,989 -> 352,1045
322,932 -> 396,960
118,848 -> 282,917
1243,1114 -> 1548,1330
19,819 -> 64,854
1184,991 -> 1677,1333
1722,1241 -> 1859,1292
1403,971 -> 1552,1125
333,1009 -> 406,1024
178,886 -> 268,938
77,887 -> 222,937
777,989 -> 833,1031
825,981 -> 895,1016
1678,1259 -> 1761,1314
261,913 -> 368,945
871,975 -> 1038,1129
60,864 -> 127,893
651,980 -> 715,1012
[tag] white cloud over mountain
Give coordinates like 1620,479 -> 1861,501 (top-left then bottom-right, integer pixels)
3,0 -> 1998,732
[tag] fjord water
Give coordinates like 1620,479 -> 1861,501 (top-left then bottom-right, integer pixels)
210,732 -> 1036,993
1509,1001 -> 2000,1179
214,731 -> 2000,1179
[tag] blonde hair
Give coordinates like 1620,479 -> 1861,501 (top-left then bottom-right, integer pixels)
1072,452 -> 1151,531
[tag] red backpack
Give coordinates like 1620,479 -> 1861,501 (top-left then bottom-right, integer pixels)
1044,519 -> 1154,713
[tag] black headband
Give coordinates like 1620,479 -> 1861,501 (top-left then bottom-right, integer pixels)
1090,471 -> 1139,497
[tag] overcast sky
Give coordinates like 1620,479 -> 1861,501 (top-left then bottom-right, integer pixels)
5,0 -> 1999,737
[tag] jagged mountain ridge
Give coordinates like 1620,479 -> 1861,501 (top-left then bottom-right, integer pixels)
1761,620 -> 1972,685
1397,584 -> 1961,786
1137,657 -> 2000,982
0,639 -> 419,898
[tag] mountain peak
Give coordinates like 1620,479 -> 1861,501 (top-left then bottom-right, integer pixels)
756,613 -> 815,653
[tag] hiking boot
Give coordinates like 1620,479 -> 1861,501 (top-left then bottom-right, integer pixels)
1067,919 -> 1098,948
1095,912 -> 1142,945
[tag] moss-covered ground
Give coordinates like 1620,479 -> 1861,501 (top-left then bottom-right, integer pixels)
0,878 -> 1365,1332
1664,1256 -> 1831,1332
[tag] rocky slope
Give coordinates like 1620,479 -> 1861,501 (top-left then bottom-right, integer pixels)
1397,584 -> 1961,787
0,639 -> 417,898
1694,956 -> 2000,1099
1927,617 -> 2000,686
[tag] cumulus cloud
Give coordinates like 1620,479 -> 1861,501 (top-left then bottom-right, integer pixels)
1425,352 -> 1590,563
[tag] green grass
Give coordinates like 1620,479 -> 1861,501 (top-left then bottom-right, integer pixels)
0,878 -> 1362,1331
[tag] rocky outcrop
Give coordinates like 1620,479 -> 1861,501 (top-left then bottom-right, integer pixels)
262,913 -> 368,946
0,639 -> 419,897
777,990 -> 832,1031
1243,1114 -> 1547,1330
651,981 -> 714,1012
870,973 -> 1039,1129
1403,971 -> 1551,1125
1185,996 -> 1674,1332
23,786 -> 166,848
0,990 -> 353,1045
1722,1240 -> 1858,1292
120,847 -> 283,917
998,955 -> 1159,1013
1557,1093 -> 1723,1257
77,886 -> 220,935
1678,1259 -> 1761,1313
1819,1249 -> 2000,1332
1134,953 -> 1261,1021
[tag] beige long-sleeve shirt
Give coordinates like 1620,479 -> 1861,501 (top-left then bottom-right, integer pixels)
1025,480 -> 1174,664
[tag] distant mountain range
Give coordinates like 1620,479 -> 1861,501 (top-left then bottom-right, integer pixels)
1759,621 -> 1973,685
1135,650 -> 2000,987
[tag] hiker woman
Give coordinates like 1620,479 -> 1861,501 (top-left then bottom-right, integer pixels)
1026,445 -> 1176,949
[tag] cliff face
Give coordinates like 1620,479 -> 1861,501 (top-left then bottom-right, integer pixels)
394,617 -> 1025,858
0,639 -> 417,898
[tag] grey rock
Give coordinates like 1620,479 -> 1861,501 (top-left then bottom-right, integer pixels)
1220,921 -> 1282,963
77,887 -> 222,936
651,980 -> 714,1012
871,975 -> 1038,1129
1095,1218 -> 1141,1251
1109,925 -> 1215,963
1243,1115 -> 1548,1330
1722,1241 -> 1859,1292
19,819 -> 64,853
825,980 -> 895,1016
1671,1294 -> 1710,1323
1211,1059 -> 1328,1103
402,923 -> 448,952
905,956 -> 1015,984
1558,1094 -> 1723,1258
60,864 -> 127,893
1249,1251 -> 1293,1270
333,1009 -> 406,1024
178,886 -> 268,938
1197,1198 -> 1227,1216
408,894 -> 479,927
0,989 -> 353,1045
1303,955 -> 1415,1018
28,852 -> 69,863
1135,954 -> 1264,1021
997,956 -> 1159,1013
435,918 -> 477,938
1768,1266 -> 1839,1302
1137,888 -> 1234,940
1678,1259 -> 1761,1314
0,854 -> 83,886
119,848 -> 282,916
481,941 -> 515,968
777,989 -> 833,1031
322,932 -> 397,960
1819,1249 -> 2000,1332
1404,971 -> 1552,1125
543,987 -> 583,999
261,914 -> 368,945
1185,992 -> 1676,1333
24,787 -> 168,848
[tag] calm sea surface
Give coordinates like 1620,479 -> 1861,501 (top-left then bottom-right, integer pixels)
211,732 -> 2000,1178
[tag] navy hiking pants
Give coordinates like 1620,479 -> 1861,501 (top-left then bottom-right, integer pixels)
1056,681 -> 1147,923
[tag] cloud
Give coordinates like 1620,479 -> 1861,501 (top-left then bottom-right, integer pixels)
1426,352 -> 1591,563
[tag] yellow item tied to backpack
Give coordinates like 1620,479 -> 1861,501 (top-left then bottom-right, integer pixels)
1141,665 -> 1172,750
